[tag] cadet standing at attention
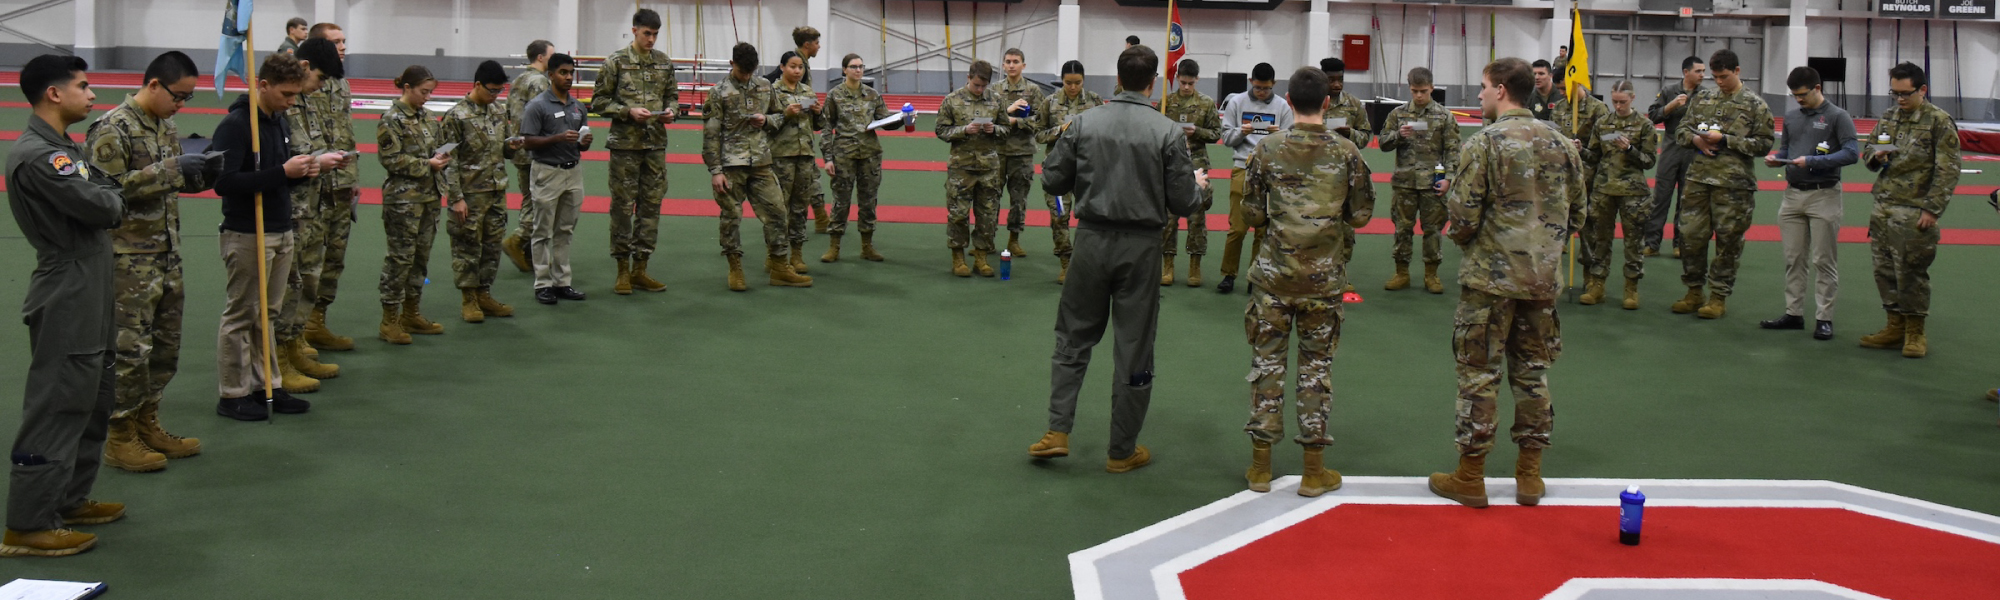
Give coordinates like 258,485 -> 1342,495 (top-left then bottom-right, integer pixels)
4,55 -> 128,558
1159,59 -> 1220,288
441,61 -> 522,323
502,40 -> 554,274
936,60 -> 1010,278
593,9 -> 678,296
1238,66 -> 1376,498
1427,57 -> 1584,509
1671,49 -> 1774,320
375,66 -> 450,344
84,51 -> 221,472
304,23 -> 362,353
1034,60 -> 1104,283
1376,67 -> 1461,294
275,38 -> 348,394
1859,62 -> 1959,359
1028,44 -> 1201,474
518,54 -> 594,305
1579,81 -> 1657,309
704,43 -> 811,291
819,53 -> 898,263
1322,57 -> 1373,293
996,48 -> 1046,258
770,50 -> 825,278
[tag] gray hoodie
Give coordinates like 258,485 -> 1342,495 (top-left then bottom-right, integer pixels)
1221,91 -> 1295,169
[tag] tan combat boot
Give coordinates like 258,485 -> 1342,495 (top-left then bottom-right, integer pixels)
1579,277 -> 1605,305
1621,278 -> 1640,310
102,418 -> 167,473
1057,256 -> 1070,284
277,347 -> 321,393
1,528 -> 97,557
475,288 -> 513,317
613,257 -> 633,295
460,289 -> 485,323
821,234 -> 842,263
288,338 -> 338,379
502,234 -> 531,272
859,232 -> 884,261
814,207 -> 830,234
1670,286 -> 1704,314
1105,445 -> 1152,474
1428,453 -> 1489,508
1860,312 -> 1906,349
951,249 -> 972,277
1161,255 -> 1176,286
1696,293 -> 1727,319
401,294 -> 445,335
1007,231 -> 1027,257
60,500 -> 125,525
1029,431 -> 1069,458
1187,256 -> 1203,287
767,254 -> 814,287
1299,447 -> 1343,497
972,250 -> 996,277
1385,262 -> 1411,290
1516,447 -> 1545,506
1902,315 -> 1928,358
304,306 -> 355,351
379,304 -> 412,345
789,242 -> 810,274
725,255 -> 748,292
630,258 -> 667,292
1245,441 -> 1273,492
1423,262 -> 1444,294
133,404 -> 201,458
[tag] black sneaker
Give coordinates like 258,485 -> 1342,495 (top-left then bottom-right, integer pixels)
535,287 -> 558,305
1759,314 -> 1805,330
554,286 -> 587,301
1215,275 -> 1235,294
270,389 -> 311,414
216,394 -> 269,421
1813,320 -> 1835,341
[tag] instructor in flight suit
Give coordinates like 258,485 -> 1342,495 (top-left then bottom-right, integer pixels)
1026,45 -> 1201,474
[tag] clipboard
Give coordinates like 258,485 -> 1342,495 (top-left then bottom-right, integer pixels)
178,135 -> 210,154
0,579 -> 108,600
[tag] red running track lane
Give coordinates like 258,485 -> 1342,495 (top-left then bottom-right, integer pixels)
1179,504 -> 2000,600
3,177 -> 1997,246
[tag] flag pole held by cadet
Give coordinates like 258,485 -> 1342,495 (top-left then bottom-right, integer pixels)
232,3 -> 280,420
1563,10 -> 1592,302
1161,0 -> 1179,115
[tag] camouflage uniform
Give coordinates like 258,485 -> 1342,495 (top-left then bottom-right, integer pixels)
701,74 -> 789,257
507,66 -> 551,242
1865,101 -> 1959,318
280,92 -> 331,343
821,80 -> 894,235
1673,86 -> 1775,298
994,75 -> 1045,234
1377,99 -> 1462,266
441,94 -> 513,291
592,45 -> 679,261
1582,107 -> 1658,282
1327,91 -> 1373,264
1552,91 -> 1610,196
1239,123 -> 1376,447
936,85 -> 1010,253
771,78 -> 824,246
1444,108 -> 1584,455
1161,89 -> 1220,257
86,95 -> 203,419
1035,89 -> 1104,258
313,77 -> 360,312
376,99 -> 444,306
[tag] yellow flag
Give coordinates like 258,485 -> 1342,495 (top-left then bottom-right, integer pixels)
1565,10 -> 1592,92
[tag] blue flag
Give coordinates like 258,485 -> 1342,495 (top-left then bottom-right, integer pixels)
215,0 -> 253,98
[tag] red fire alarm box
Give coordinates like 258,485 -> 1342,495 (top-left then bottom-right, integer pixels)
1342,34 -> 1370,72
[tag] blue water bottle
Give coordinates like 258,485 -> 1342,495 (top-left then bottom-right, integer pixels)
999,250 -> 1012,280
1618,485 -> 1646,546
1432,163 -> 1446,189
901,102 -> 917,132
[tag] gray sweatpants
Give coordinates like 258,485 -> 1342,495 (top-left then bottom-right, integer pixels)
1046,227 -> 1164,460
1644,146 -> 1695,249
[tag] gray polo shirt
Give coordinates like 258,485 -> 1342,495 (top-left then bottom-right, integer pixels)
1774,100 -> 1859,189
520,88 -> 586,166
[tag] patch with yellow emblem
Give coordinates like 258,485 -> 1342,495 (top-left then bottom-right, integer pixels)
49,151 -> 76,176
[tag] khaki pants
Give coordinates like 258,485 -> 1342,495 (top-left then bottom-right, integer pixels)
217,231 -> 294,399
1778,187 -> 1842,321
1220,169 -> 1264,277
531,163 -> 584,290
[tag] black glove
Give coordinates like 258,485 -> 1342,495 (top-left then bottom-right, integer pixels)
174,153 -> 208,184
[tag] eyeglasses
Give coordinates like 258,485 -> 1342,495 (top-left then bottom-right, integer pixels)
481,84 -> 506,96
1888,89 -> 1920,99
167,89 -> 195,104
1789,90 -> 1814,99
844,64 -> 864,70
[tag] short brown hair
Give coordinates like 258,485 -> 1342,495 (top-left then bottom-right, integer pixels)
1004,48 -> 1024,61
793,26 -> 820,47
1407,67 -> 1433,87
842,53 -> 863,69
286,17 -> 308,31
259,53 -> 307,85
1483,57 -> 1534,106
1287,67 -> 1328,117
309,22 -> 342,39
1116,45 -> 1159,93
967,60 -> 993,82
